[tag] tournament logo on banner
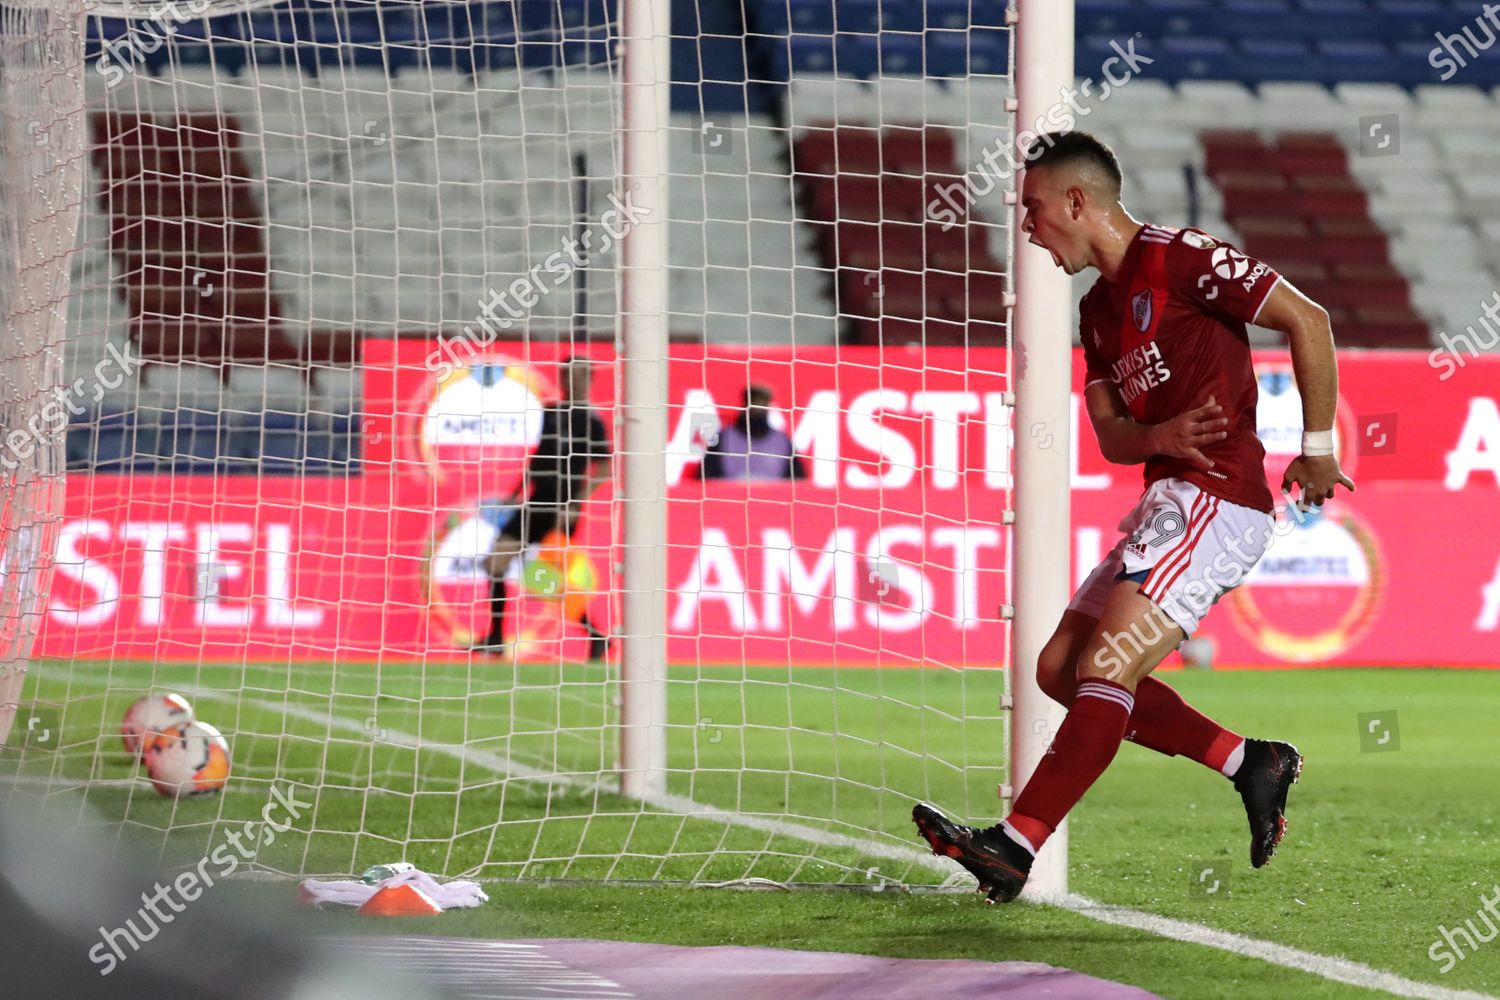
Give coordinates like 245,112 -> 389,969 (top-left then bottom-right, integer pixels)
405,357 -> 555,493
1254,361 -> 1359,485
421,505 -> 605,655
1226,506 -> 1385,662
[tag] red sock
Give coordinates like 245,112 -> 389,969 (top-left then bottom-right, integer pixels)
1006,678 -> 1134,850
1128,677 -> 1244,775
1043,670 -> 1244,777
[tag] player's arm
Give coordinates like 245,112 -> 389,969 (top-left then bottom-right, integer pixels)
1085,379 -> 1228,470
1251,280 -> 1356,505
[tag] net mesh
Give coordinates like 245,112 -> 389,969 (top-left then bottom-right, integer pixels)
0,0 -> 87,754
4,0 -> 1016,888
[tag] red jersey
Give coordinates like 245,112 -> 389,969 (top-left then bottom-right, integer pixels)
1079,223 -> 1280,513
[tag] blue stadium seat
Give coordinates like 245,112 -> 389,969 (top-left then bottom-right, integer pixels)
90,428 -> 133,471
1316,38 -> 1397,82
748,0 -> 792,36
1075,0 -> 1135,38
1158,36 -> 1238,80
926,30 -> 1010,77
559,38 -> 611,66
325,414 -> 357,467
877,34 -> 925,75
1218,0 -> 1301,41
559,0 -> 617,32
1240,38 -> 1316,80
774,35 -> 834,76
65,424 -> 90,469
69,409 -> 136,472
472,39 -> 519,71
239,7 -> 307,44
515,0 -> 560,37
833,0 -> 880,34
674,36 -> 749,82
1394,39 -> 1452,85
1293,0 -> 1375,37
1081,33 -> 1164,79
877,1 -> 924,33
467,1 -> 520,43
232,412 -> 306,474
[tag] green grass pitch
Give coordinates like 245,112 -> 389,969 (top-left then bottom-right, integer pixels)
7,661 -> 1499,998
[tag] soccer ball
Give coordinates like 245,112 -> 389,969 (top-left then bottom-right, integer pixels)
144,720 -> 231,797
121,694 -> 194,757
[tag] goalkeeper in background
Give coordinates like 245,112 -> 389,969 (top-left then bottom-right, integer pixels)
479,357 -> 613,661
914,132 -> 1354,902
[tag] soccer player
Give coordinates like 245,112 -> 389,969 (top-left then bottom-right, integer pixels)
479,356 -> 613,661
913,132 -> 1355,903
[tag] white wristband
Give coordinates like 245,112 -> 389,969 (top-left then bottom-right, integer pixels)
1301,430 -> 1335,457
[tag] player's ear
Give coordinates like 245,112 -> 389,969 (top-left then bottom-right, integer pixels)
1067,185 -> 1086,220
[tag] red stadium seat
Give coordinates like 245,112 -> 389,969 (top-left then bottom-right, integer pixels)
795,125 -> 882,176
93,110 -> 294,364
1234,216 -> 1311,240
881,125 -> 957,175
1202,130 -> 1271,178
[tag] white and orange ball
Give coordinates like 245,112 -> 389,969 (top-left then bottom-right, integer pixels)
121,694 -> 194,757
144,720 -> 231,797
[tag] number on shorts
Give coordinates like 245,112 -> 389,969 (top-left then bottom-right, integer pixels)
1140,509 -> 1186,550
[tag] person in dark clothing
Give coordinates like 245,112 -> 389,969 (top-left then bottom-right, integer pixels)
700,384 -> 806,481
479,357 -> 612,659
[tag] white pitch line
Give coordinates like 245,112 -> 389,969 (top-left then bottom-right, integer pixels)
33,675 -> 1494,1000
1051,895 -> 1496,1000
206,690 -> 953,877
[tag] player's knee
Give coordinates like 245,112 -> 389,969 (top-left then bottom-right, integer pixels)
1035,636 -> 1078,706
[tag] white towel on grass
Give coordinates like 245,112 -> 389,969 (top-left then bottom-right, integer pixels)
298,867 -> 489,910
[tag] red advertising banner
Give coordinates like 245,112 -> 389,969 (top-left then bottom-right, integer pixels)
33,342 -> 1500,668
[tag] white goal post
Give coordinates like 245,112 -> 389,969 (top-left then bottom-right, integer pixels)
1010,0 -> 1074,899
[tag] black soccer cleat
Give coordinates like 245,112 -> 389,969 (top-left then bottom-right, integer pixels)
912,802 -> 1032,904
1233,739 -> 1304,869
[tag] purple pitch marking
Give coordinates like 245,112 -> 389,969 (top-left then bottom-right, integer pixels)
333,935 -> 1162,999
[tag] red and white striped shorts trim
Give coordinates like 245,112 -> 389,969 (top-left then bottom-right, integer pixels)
1067,478 -> 1274,636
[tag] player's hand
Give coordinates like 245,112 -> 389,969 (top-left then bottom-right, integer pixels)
1148,396 -> 1229,471
1280,454 -> 1355,508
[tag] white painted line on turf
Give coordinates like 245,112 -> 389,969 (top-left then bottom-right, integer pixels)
1053,895 -> 1497,1000
40,675 -> 1491,1000
207,690 -> 956,878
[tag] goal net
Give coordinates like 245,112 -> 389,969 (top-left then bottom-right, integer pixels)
3,0 -> 1025,891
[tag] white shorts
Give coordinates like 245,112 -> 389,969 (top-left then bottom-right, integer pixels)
1068,478 -> 1275,636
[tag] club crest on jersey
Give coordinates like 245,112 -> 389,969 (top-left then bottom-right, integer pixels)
1182,230 -> 1215,250
1131,288 -> 1153,332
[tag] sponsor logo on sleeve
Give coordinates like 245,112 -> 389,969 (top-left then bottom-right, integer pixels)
1209,246 -> 1270,293
1211,246 -> 1250,280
